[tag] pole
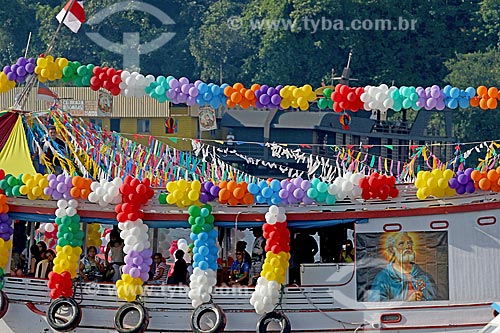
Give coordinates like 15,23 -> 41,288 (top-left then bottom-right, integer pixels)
24,32 -> 32,58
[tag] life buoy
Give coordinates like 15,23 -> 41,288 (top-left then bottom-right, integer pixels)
46,297 -> 82,332
190,302 -> 226,333
114,302 -> 149,333
0,291 -> 9,319
256,311 -> 291,333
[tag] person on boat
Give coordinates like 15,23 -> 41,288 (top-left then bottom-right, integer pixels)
37,241 -> 48,259
26,244 -> 43,276
289,232 -> 318,285
35,249 -> 55,279
79,246 -> 104,282
236,240 -> 252,266
105,228 -> 125,283
368,232 -> 436,302
150,253 -> 169,284
228,249 -> 250,286
167,250 -> 188,285
248,228 -> 266,286
340,239 -> 355,263
43,125 -> 68,174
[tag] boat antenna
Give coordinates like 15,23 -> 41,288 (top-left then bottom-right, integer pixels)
24,32 -> 32,58
14,0 -> 77,110
332,49 -> 358,86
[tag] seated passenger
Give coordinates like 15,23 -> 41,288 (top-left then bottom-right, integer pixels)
79,246 -> 104,281
340,240 -> 355,263
150,253 -> 168,284
35,249 -> 55,279
167,250 -> 188,285
228,250 -> 249,286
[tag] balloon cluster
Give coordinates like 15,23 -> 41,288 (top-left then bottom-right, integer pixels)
167,77 -> 198,106
332,84 -> 364,112
470,168 -> 500,193
279,85 -> 316,110
443,85 -> 476,109
251,206 -> 290,315
87,223 -> 102,248
3,57 -> 36,83
277,177 -> 313,205
360,85 -> 396,112
0,194 -> 7,215
0,196 -> 13,242
47,271 -> 73,300
248,179 -> 281,205
224,83 -> 257,109
19,173 -> 50,200
414,169 -> 455,200
475,86 -> 499,110
328,173 -> 364,200
390,86 -> 420,111
165,179 -> 201,207
116,176 -> 154,302
69,176 -> 92,200
188,204 -> 218,308
45,174 -> 73,200
39,222 -> 58,241
90,66 -> 122,96
446,168 -> 475,194
416,85 -> 445,111
120,71 -> 155,98
88,178 -> 122,207
196,82 -> 228,109
359,173 -> 399,200
54,200 -> 84,247
0,174 -> 24,197
255,84 -> 282,109
62,62 -> 94,87
62,61 -> 81,83
317,88 -> 334,110
218,180 -> 253,206
304,178 -> 335,204
188,204 -> 215,234
145,75 -> 171,103
199,181 -> 220,204
0,72 -> 15,93
176,238 -> 192,263
35,56 -> 67,82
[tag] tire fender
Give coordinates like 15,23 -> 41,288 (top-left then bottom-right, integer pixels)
191,302 -> 227,333
0,291 -> 8,319
256,311 -> 291,333
46,297 -> 82,332
114,302 -> 149,333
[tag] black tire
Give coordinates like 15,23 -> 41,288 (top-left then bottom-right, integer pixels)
46,298 -> 82,332
114,302 -> 149,333
0,291 -> 8,319
191,302 -> 226,333
256,311 -> 291,333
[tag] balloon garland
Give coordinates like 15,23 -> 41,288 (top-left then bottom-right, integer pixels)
251,205 -> 290,314
188,204 -> 218,307
115,176 -> 154,302
0,191 -> 13,288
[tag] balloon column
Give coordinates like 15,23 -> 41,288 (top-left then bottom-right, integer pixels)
115,176 -> 154,302
359,172 -> 399,200
48,199 -> 84,299
0,193 -> 13,283
188,204 -> 218,308
250,206 -> 290,314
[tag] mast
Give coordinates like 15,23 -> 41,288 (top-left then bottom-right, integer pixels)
13,0 -> 77,110
333,49 -> 358,86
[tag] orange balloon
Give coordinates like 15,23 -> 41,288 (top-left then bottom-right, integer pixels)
491,182 -> 500,193
244,89 -> 254,100
233,83 -> 244,91
224,86 -> 235,97
488,169 -> 499,182
218,181 -> 228,189
72,176 -> 82,187
233,187 -> 245,200
239,99 -> 251,109
479,178 -> 491,190
227,180 -> 237,192
228,197 -> 239,206
496,166 -> 500,174
477,85 -> 487,97
226,99 -> 236,108
488,87 -> 498,98
81,188 -> 91,199
219,188 -> 230,201
243,192 -> 254,205
470,96 -> 480,107
1,204 -> 8,214
487,98 -> 498,109
70,187 -> 81,198
251,84 -> 261,91
231,92 -> 242,103
0,194 -> 6,205
480,98 -> 488,110
471,170 -> 482,182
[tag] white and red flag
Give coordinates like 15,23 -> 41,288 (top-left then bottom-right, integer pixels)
56,0 -> 85,33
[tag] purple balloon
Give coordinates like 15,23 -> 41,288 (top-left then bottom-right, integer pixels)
255,90 -> 263,99
6,72 -> 16,81
142,248 -> 152,258
456,184 -> 466,195
166,89 -> 176,99
260,85 -> 269,92
169,78 -> 180,89
267,87 -> 276,96
122,265 -> 131,275
436,99 -> 445,110
3,66 -> 11,74
199,193 -> 209,203
56,174 -> 65,182
179,77 -> 189,85
140,272 -> 149,282
125,255 -> 133,265
133,256 -> 143,265
293,188 -> 305,199
188,86 -> 199,97
52,191 -> 62,200
209,186 -> 220,197
285,183 -> 295,192
293,177 -> 303,187
56,183 -> 67,193
0,214 -> 9,222
457,174 -> 469,185
64,176 -> 73,186
426,98 -> 437,109
129,267 -> 140,278
448,178 -> 458,189
178,93 -> 187,103
278,189 -> 289,199
186,96 -> 196,106
465,182 -> 475,193
63,191 -> 72,200
464,168 -> 473,177
0,234 -> 10,241
203,181 -> 213,192
16,57 -> 27,66
271,94 -> 281,105
303,196 -> 314,204
16,66 -> 26,77
180,83 -> 190,94
26,62 -> 35,73
300,180 -> 311,190
259,94 -> 270,105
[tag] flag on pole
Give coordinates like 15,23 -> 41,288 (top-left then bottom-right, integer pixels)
37,82 -> 59,101
56,0 -> 85,33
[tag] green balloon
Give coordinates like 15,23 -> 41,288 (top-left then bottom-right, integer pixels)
17,174 -> 23,184
81,76 -> 91,86
201,224 -> 213,232
325,194 -> 336,205
62,66 -> 74,77
12,185 -> 21,197
55,217 -> 62,225
205,215 -> 215,225
75,230 -> 85,241
327,99 -> 333,109
77,66 -> 88,76
7,176 -> 17,187
4,188 -> 12,197
323,88 -> 333,98
188,205 -> 201,217
158,193 -> 167,204
188,216 -> 196,226
62,215 -> 72,226
0,180 -> 6,190
202,204 -> 212,213
195,216 -> 206,226
71,214 -> 81,224
58,239 -> 69,247
64,233 -> 74,241
318,98 -> 328,109
191,225 -> 202,234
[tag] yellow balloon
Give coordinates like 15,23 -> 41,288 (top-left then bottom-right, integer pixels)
443,169 -> 454,180
32,186 -> 42,197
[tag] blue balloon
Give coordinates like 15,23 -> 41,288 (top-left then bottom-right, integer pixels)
247,183 -> 260,195
208,229 -> 218,239
458,97 -> 469,108
198,232 -> 208,241
262,187 -> 273,198
198,82 -> 208,94
193,253 -> 203,263
199,246 -> 209,256
447,99 -> 458,109
443,85 -> 452,96
203,92 -> 213,101
209,262 -> 218,271
270,179 -> 281,191
211,85 -> 221,95
450,87 -> 460,99
465,87 -> 476,98
255,194 -> 266,204
270,196 -> 281,205
258,180 -> 268,190
198,261 -> 209,270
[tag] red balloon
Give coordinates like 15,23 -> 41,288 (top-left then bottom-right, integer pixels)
116,212 -> 127,222
142,178 -> 151,187
115,203 -> 123,214
136,184 -> 147,195
130,178 -> 140,188
106,67 -> 116,77
361,189 -> 371,200
120,183 -> 132,195
389,187 -> 399,198
50,289 -> 60,300
128,212 -> 139,221
124,175 -> 133,185
359,177 -> 369,189
111,74 -> 121,85
271,244 -> 282,254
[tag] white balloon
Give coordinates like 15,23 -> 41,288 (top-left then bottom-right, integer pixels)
98,199 -> 108,207
45,223 -> 55,233
276,213 -> 287,223
266,215 -> 277,225
88,192 -> 99,203
269,205 -> 279,215
66,207 -> 77,217
55,208 -> 65,218
90,182 -> 100,191
57,200 -> 68,209
68,199 -> 78,208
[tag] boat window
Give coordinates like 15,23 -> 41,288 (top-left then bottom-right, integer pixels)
137,118 -> 150,134
478,216 -> 496,226
318,223 -> 355,263
89,118 -> 102,128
